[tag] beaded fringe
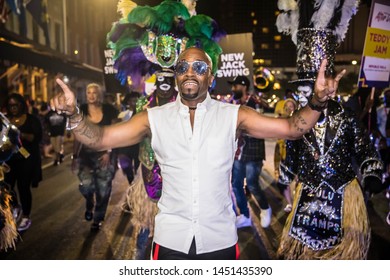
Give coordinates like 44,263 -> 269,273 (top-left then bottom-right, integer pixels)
277,179 -> 370,260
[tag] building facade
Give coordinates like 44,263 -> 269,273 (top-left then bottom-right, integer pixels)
0,0 -> 118,106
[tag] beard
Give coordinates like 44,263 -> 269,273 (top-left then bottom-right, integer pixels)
180,88 -> 199,101
232,90 -> 243,100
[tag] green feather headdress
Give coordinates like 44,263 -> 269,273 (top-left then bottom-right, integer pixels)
107,0 -> 225,87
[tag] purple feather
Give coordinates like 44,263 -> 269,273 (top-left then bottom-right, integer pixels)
114,47 -> 160,87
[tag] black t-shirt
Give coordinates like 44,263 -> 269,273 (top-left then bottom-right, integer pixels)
46,111 -> 66,137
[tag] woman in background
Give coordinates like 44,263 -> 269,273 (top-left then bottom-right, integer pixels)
4,93 -> 42,231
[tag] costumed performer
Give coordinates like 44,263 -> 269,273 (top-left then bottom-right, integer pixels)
276,0 -> 384,259
0,112 -> 23,251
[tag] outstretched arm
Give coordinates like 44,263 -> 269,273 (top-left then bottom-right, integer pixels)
238,59 -> 346,140
51,79 -> 150,151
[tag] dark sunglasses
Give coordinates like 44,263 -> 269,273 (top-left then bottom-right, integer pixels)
175,60 -> 210,76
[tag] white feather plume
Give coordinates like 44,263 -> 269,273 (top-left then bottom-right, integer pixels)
311,0 -> 340,30
276,0 -> 299,45
277,0 -> 298,11
335,0 -> 360,43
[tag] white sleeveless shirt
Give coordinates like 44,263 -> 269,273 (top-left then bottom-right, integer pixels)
148,93 -> 239,254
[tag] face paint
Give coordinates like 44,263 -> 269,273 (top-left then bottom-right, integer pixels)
296,84 -> 313,107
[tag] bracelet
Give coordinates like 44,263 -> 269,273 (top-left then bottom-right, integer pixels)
66,106 -> 83,130
307,95 -> 327,112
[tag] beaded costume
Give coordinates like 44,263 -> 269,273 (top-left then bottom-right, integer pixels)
278,101 -> 382,259
276,0 -> 383,259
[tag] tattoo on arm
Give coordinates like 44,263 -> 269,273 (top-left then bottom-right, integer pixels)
73,119 -> 104,148
291,111 -> 307,133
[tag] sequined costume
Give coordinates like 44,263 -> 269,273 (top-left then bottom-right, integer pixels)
277,100 -> 383,259
125,89 -> 176,232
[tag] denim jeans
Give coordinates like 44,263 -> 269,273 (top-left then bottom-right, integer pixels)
78,153 -> 117,223
231,160 -> 269,217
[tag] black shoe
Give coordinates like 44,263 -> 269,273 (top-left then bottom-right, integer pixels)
53,160 -> 59,166
90,221 -> 102,231
59,154 -> 64,163
85,211 -> 93,221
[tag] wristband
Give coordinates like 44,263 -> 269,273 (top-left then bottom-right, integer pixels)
307,95 -> 327,112
66,106 -> 83,130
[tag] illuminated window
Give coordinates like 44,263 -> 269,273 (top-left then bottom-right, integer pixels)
253,19 -> 258,25
261,43 -> 269,50
262,27 -> 269,34
274,35 -> 282,41
275,43 -> 280,49
251,11 -> 255,17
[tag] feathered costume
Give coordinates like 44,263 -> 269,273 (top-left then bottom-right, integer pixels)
107,0 -> 225,235
0,112 -> 21,251
276,0 -> 383,259
107,0 -> 225,88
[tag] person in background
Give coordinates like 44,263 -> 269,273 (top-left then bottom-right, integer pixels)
45,107 -> 67,166
274,98 -> 297,213
274,88 -> 295,117
115,92 -> 141,185
38,102 -> 53,158
71,83 -> 119,231
228,75 -> 272,229
4,93 -> 42,231
344,87 -> 379,136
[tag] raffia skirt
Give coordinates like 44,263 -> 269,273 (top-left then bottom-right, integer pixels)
0,183 -> 18,251
123,166 -> 158,234
277,178 -> 370,260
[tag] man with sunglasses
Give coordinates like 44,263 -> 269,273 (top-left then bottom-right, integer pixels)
52,47 -> 345,260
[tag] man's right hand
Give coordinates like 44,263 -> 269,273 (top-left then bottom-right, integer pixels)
50,78 -> 78,116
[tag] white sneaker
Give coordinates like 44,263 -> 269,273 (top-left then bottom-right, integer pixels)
260,207 -> 272,228
18,217 -> 31,231
12,207 -> 22,222
236,214 -> 251,228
